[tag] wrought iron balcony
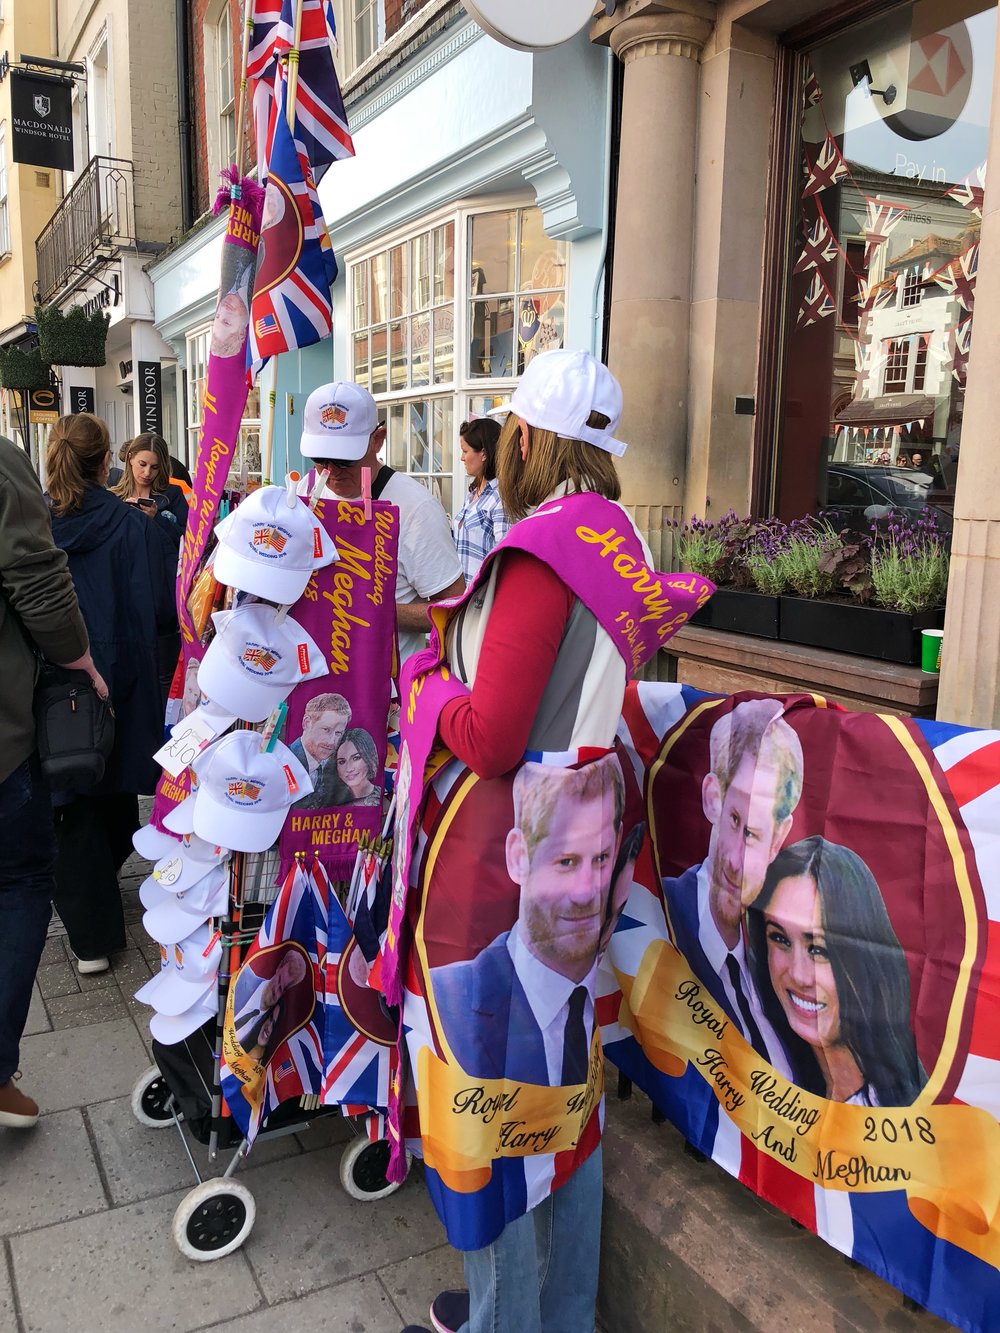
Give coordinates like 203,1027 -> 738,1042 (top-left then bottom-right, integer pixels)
35,156 -> 134,302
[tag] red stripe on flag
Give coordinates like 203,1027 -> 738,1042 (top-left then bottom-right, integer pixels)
622,684 -> 663,768
943,738 -> 1000,807
596,991 -> 621,1028
326,1032 -> 368,1083
968,921 -> 1000,1061
740,1139 -> 817,1233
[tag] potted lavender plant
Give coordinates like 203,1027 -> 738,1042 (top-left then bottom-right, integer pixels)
675,512 -> 782,639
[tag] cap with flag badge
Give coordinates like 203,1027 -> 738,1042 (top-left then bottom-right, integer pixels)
299,381 -> 379,461
212,484 -> 337,604
198,603 -> 329,723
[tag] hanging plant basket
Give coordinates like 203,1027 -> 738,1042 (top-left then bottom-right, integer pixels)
35,304 -> 110,368
0,345 -> 53,391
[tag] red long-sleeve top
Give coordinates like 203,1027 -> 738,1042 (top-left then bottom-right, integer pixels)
438,549 -> 574,780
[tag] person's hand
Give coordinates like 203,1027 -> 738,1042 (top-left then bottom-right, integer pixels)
59,650 -> 109,700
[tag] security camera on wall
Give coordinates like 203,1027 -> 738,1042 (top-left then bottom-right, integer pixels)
119,381 -> 132,395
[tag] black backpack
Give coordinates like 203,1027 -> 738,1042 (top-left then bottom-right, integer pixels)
34,664 -> 116,791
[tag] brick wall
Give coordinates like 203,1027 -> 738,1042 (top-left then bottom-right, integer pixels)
127,0 -> 183,243
386,0 -> 436,42
189,0 -> 253,223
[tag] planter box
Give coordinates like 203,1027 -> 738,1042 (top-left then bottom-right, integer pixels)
778,597 -> 944,666
690,588 -> 781,639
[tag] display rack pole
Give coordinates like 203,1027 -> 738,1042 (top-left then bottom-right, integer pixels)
234,0 -> 254,180
259,0 -> 305,487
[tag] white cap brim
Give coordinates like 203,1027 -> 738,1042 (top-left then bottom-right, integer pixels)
212,543 -> 312,605
163,794 -> 197,836
300,428 -> 371,461
150,844 -> 227,895
134,969 -> 217,1016
132,824 -> 183,860
197,648 -> 292,724
192,784 -> 290,854
492,400 -> 627,456
149,1002 -> 218,1046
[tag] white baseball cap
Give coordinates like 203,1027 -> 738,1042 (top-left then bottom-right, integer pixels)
134,924 -> 222,1016
141,865 -> 229,945
164,730 -> 313,853
133,823 -> 183,861
149,837 -> 228,894
198,603 -> 329,723
150,999 -> 218,1046
491,349 -> 627,456
213,485 -> 338,604
300,381 -> 379,461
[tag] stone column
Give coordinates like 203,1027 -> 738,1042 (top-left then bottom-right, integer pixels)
594,5 -> 713,563
936,17 -> 1000,728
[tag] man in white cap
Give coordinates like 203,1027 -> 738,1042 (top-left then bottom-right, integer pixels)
297,383 -> 464,663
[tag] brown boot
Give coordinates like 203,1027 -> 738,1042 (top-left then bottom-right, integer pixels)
0,1073 -> 40,1128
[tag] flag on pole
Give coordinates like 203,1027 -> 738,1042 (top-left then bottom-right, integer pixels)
249,0 -> 354,179
249,66 -> 338,370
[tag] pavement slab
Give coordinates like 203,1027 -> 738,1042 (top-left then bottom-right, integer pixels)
87,1096 -> 304,1207
45,987 -> 131,1031
196,1274 -> 400,1332
34,960 -> 80,1001
9,1191 -> 261,1333
19,1017 -> 149,1114
0,1109 -> 107,1235
1,1249 -> 16,1330
23,984 -> 50,1037
378,1245 -> 466,1329
240,1149 -> 448,1303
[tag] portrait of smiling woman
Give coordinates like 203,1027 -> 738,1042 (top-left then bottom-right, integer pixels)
747,835 -> 927,1107
336,727 -> 381,806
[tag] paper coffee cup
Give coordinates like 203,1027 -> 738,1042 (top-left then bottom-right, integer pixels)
921,628 -> 944,673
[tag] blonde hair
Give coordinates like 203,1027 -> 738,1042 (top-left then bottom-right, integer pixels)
708,699 -> 804,823
512,755 -> 625,860
113,432 -> 171,501
496,411 -> 621,522
46,413 -> 111,517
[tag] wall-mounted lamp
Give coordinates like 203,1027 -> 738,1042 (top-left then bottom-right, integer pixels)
849,59 -> 897,106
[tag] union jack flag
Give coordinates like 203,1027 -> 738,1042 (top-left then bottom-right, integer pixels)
802,133 -> 849,197
933,242 -> 978,312
948,315 -> 974,386
797,271 -> 836,327
802,57 -> 823,109
249,67 -> 338,371
946,162 -> 986,219
863,198 -> 909,268
249,0 -> 354,180
243,647 -> 279,671
793,215 -> 839,273
858,274 -> 896,312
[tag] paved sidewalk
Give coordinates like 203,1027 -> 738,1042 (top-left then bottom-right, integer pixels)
1,842 -> 462,1333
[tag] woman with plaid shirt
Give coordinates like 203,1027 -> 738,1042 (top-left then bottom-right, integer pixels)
453,417 -> 512,582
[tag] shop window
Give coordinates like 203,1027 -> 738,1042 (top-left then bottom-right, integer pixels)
769,2 -> 993,508
206,0 -> 237,181
348,203 -> 565,516
186,325 -> 261,487
332,0 -> 385,77
0,123 -> 8,257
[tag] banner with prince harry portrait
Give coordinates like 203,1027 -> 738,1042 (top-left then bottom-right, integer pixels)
600,684 -> 1000,1333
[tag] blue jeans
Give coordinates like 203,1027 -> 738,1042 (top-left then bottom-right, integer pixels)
461,1145 -> 603,1333
0,754 -> 55,1085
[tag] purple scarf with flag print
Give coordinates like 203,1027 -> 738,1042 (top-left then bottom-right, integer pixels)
379,493 -> 714,1204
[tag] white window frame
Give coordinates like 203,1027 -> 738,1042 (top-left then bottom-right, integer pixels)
85,26 -> 113,164
332,0 -> 386,78
186,323 -> 261,488
205,0 -> 237,184
881,333 -> 930,396
0,122 -> 9,257
346,196 -> 569,517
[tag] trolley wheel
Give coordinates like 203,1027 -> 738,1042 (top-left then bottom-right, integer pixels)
172,1180 -> 256,1261
339,1136 -> 411,1201
130,1066 -> 181,1129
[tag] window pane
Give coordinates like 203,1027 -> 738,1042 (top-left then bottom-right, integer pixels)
434,222 -> 455,302
388,402 -> 407,471
412,233 -> 430,312
370,325 -> 388,394
409,400 -> 431,472
389,243 -> 407,318
517,293 -> 565,369
520,210 -> 567,295
433,306 -> 454,384
389,321 -> 407,391
371,252 -> 388,325
432,397 -> 454,473
353,333 -> 369,389
411,313 -> 430,386
470,211 -> 516,296
469,296 -> 516,378
353,262 -> 368,329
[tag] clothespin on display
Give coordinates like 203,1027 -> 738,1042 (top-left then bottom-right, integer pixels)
285,471 -> 300,508
260,700 -> 288,752
361,465 -> 373,522
309,466 -> 330,512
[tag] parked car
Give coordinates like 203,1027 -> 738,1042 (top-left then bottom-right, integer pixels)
823,463 -> 953,534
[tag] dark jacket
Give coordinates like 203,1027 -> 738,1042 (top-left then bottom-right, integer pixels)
50,486 -> 176,795
0,439 -> 89,784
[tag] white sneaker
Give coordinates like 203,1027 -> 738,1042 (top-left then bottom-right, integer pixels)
77,956 -> 110,975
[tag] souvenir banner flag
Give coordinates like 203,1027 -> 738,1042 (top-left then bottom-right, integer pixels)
802,57 -> 823,109
793,216 -> 838,274
933,242 -> 979,312
863,198 -> 909,268
249,68 -> 338,370
599,684 -> 1000,1333
278,492 -> 399,879
797,271 -> 836,327
946,162 -> 986,218
249,0 -> 354,178
802,132 -> 849,197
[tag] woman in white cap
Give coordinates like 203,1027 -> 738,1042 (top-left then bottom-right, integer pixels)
397,350 -> 662,1333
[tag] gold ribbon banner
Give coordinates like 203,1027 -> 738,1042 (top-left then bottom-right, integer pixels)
617,939 -> 1000,1268
415,1037 -> 605,1194
222,1002 -> 268,1113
